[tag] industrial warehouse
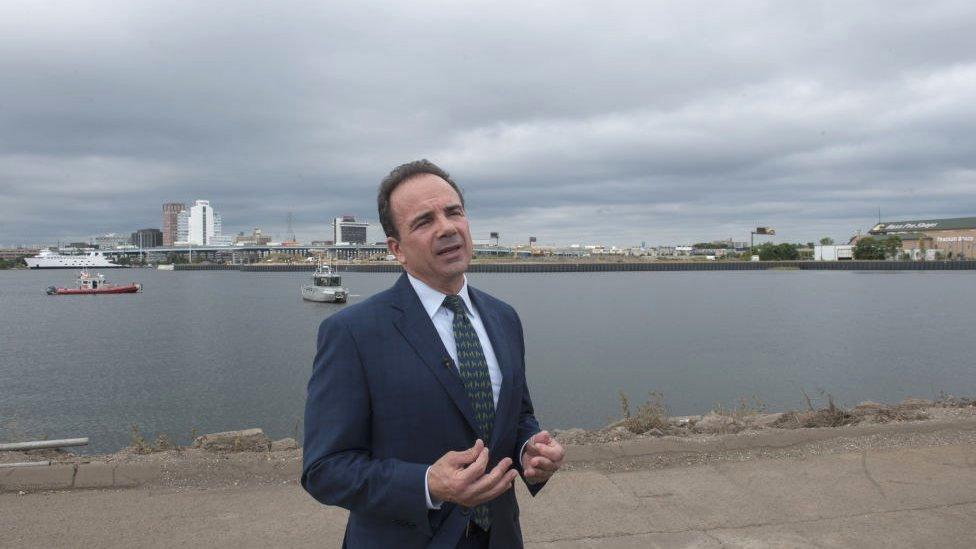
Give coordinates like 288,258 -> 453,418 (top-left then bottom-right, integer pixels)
866,216 -> 976,260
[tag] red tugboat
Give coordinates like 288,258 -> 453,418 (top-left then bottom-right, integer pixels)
46,270 -> 142,295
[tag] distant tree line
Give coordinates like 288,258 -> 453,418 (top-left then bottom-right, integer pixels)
753,242 -> 800,261
0,257 -> 27,269
853,236 -> 902,260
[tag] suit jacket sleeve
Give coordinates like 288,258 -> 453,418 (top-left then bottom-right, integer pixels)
301,315 -> 433,536
512,310 -> 548,496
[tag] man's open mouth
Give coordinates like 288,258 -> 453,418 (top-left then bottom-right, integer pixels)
437,244 -> 462,256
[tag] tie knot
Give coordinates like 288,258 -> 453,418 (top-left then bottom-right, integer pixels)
442,294 -> 466,316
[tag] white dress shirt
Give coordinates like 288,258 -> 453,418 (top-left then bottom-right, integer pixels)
408,274 -> 502,406
408,274 -> 529,510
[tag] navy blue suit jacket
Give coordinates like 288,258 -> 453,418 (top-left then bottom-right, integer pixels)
302,274 -> 545,548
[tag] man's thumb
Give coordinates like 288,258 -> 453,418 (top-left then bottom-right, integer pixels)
462,439 -> 485,461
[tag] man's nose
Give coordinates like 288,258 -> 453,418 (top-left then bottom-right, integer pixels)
433,213 -> 457,237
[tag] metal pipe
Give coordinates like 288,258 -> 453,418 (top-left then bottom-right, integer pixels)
0,461 -> 52,468
0,438 -> 89,451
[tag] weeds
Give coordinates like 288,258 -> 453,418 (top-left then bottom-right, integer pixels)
618,391 -> 631,419
936,391 -> 976,408
713,395 -> 768,421
771,393 -> 857,429
154,433 -> 173,451
129,424 -> 151,454
619,391 -> 668,434
129,424 -> 178,454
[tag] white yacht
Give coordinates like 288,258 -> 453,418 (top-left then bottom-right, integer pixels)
301,265 -> 348,303
25,249 -> 122,269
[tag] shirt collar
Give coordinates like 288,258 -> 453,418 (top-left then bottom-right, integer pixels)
407,273 -> 475,320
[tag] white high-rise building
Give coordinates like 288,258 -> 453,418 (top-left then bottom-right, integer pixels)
175,200 -> 228,246
176,211 -> 189,243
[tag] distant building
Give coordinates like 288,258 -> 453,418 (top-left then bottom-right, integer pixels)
333,216 -> 368,245
867,216 -> 976,260
130,228 -> 163,248
162,203 -> 186,246
176,200 -> 228,246
0,247 -> 39,261
177,210 -> 189,243
813,245 -> 854,261
95,233 -> 131,250
234,228 -> 272,246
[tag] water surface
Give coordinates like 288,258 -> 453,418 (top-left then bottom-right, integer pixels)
1,269 -> 972,453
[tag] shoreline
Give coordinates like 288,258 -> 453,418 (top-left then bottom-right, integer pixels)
165,259 -> 976,272
3,396 -> 973,488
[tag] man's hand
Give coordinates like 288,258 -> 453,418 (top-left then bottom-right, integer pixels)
522,431 -> 564,484
427,439 -> 518,507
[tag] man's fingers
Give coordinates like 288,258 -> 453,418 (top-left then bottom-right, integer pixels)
465,439 -> 485,460
468,457 -> 512,492
485,457 -> 513,484
470,467 -> 518,505
482,469 -> 518,500
530,456 -> 557,473
523,466 -> 550,485
447,439 -> 485,466
459,447 -> 489,482
534,441 -> 564,463
531,430 -> 551,445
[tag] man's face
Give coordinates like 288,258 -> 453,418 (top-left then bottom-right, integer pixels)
387,173 -> 473,293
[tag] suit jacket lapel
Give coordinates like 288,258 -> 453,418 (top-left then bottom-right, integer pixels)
390,274 -> 481,437
468,286 -> 514,451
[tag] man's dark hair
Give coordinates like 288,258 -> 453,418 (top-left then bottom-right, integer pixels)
377,159 -> 465,238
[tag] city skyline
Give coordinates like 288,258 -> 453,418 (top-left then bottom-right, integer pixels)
2,2 -> 975,247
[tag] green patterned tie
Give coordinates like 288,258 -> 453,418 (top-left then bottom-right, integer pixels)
442,294 -> 494,531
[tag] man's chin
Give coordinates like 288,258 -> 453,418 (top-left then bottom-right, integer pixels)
435,257 -> 470,278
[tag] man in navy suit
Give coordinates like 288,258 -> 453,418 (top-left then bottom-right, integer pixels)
302,160 -> 564,548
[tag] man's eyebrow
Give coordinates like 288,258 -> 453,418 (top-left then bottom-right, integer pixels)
409,211 -> 433,228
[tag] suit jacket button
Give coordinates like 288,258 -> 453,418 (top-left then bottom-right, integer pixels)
461,508 -> 470,516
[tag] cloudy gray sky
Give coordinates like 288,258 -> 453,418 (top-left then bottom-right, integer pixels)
2,0 -> 975,247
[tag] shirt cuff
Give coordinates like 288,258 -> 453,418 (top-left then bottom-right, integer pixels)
424,466 -> 443,510
519,438 -> 532,469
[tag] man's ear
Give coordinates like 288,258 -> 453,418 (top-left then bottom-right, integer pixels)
387,236 -> 405,264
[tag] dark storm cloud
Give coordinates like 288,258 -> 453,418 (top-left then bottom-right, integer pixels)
2,0 -> 975,246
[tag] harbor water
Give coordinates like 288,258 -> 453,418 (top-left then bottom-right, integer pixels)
1,268 -> 974,454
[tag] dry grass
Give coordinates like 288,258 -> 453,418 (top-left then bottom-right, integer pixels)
129,424 -> 180,454
936,392 -> 976,408
619,391 -> 669,434
772,394 -> 857,429
713,395 -> 768,421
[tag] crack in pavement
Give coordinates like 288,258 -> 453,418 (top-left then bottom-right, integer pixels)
701,530 -> 727,548
860,450 -> 887,498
